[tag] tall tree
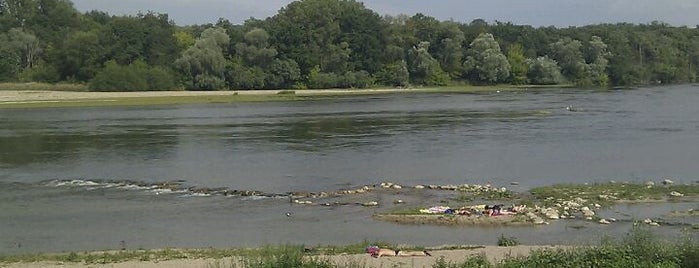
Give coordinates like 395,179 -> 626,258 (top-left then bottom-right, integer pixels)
174,27 -> 230,90
463,33 -> 511,83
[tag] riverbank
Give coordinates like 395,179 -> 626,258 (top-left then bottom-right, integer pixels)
0,245 -> 560,268
0,85 -> 549,109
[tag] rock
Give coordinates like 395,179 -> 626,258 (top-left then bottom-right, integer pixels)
599,219 -> 610,224
645,181 -> 655,187
428,185 -> 438,189
670,191 -> 684,197
594,203 -> 601,208
393,199 -> 404,204
662,179 -> 674,185
581,207 -> 595,218
362,201 -> 379,207
392,184 -> 402,189
585,217 -> 593,221
546,211 -> 560,220
608,218 -> 617,222
415,185 -> 425,189
643,218 -> 653,224
649,222 -> 660,226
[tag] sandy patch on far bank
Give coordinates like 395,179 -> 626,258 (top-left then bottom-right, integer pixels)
0,89 -> 412,104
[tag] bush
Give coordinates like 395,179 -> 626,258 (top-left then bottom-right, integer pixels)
497,234 -> 520,247
90,60 -> 176,91
241,245 -> 333,268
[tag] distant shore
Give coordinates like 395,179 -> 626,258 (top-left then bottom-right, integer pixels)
0,85 -> 554,108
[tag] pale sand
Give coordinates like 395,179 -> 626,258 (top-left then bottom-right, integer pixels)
1,246 -> 567,268
0,89 -> 414,104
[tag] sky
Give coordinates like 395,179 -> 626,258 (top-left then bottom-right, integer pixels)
70,0 -> 699,27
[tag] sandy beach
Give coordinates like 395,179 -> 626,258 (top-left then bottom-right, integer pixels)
0,89 -> 417,105
1,245 -> 564,268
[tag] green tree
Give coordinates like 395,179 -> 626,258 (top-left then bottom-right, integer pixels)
174,27 -> 230,90
89,60 -> 148,91
527,56 -> 563,85
507,43 -> 528,84
463,33 -> 511,83
549,37 -> 586,81
408,41 -> 449,86
376,60 -> 409,87
56,30 -> 103,81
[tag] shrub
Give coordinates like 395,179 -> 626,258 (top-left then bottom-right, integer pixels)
90,60 -> 176,91
497,234 -> 520,247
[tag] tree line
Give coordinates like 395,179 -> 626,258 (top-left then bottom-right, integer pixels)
2,0 -> 699,91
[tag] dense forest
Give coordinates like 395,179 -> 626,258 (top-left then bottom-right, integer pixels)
2,0 -> 699,91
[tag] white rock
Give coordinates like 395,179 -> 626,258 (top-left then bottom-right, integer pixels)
662,179 -> 674,185
362,201 -> 379,207
608,218 -> 617,222
599,219 -> 610,224
643,218 -> 653,224
594,203 -> 601,208
585,217 -> 593,221
393,199 -> 404,204
649,222 -> 660,226
645,181 -> 655,186
670,191 -> 684,197
415,185 -> 425,189
392,184 -> 402,189
500,187 -> 507,192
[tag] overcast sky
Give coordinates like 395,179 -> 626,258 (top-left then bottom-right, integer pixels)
71,0 -> 699,27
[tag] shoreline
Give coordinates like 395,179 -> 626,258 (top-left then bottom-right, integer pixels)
0,86 -> 550,108
0,245 -> 568,268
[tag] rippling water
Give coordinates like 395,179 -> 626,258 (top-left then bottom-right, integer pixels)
1,85 -> 698,253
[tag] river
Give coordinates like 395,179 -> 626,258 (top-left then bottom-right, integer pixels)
1,85 -> 698,254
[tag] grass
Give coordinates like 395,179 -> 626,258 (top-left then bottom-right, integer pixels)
2,230 -> 696,268
0,82 -> 88,91
443,229 -> 698,268
530,182 -> 699,208
497,235 -> 520,247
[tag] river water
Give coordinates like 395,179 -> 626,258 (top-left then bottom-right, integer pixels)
1,85 -> 698,254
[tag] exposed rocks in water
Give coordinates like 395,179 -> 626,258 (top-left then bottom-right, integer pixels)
662,179 -> 674,185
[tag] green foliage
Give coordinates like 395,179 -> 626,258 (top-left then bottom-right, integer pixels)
526,56 -> 563,85
90,60 -> 176,91
376,60 -> 410,87
497,234 -> 520,247
408,41 -> 449,86
507,44 -> 528,84
464,33 -> 511,84
4,0 -> 699,89
433,255 -> 493,268
241,245 -> 333,268
175,27 -> 230,90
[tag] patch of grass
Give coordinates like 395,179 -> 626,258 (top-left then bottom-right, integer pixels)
240,245 -> 333,268
529,182 -> 699,208
444,228 -> 699,268
497,234 -> 520,247
0,82 -> 88,91
433,254 -> 493,268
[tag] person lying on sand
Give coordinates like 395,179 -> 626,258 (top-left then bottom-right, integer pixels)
366,246 -> 432,258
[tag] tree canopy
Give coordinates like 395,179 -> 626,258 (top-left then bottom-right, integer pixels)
2,0 -> 699,90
